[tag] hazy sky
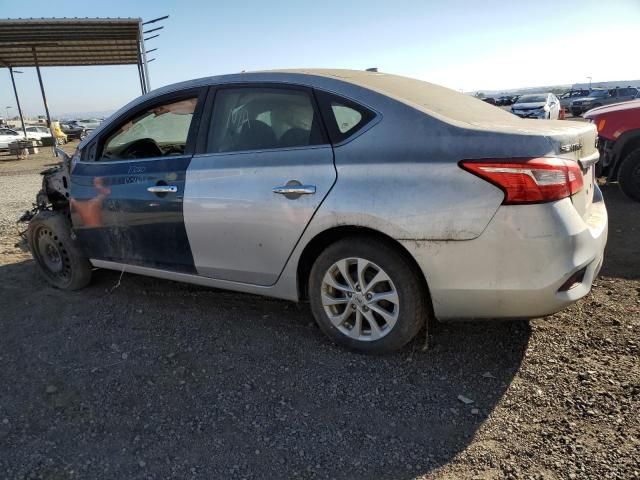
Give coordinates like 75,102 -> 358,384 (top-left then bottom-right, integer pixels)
1,0 -> 639,117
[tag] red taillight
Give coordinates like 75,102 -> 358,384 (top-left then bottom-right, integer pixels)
460,158 -> 583,204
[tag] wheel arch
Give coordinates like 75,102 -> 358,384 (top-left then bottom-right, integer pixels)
612,130 -> 640,180
296,225 -> 431,303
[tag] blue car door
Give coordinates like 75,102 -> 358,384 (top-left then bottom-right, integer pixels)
69,88 -> 206,273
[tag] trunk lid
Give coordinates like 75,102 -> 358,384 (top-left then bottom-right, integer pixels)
541,121 -> 598,219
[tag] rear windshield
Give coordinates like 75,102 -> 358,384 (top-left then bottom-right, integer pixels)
343,72 -> 515,123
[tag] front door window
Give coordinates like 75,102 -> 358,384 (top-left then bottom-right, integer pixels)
101,97 -> 198,161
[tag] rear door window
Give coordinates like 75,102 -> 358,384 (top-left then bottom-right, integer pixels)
315,90 -> 376,144
206,87 -> 326,153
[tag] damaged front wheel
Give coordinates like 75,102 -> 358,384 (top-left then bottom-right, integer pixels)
27,212 -> 92,290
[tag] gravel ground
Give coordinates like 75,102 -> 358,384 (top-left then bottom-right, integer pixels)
0,148 -> 638,479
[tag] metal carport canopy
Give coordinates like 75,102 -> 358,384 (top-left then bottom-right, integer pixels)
0,17 -> 152,140
0,17 -> 142,67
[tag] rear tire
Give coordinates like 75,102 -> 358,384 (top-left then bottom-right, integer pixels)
309,237 -> 427,354
27,211 -> 92,290
618,148 -> 640,202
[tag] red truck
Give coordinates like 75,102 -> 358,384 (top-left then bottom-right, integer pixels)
585,100 -> 640,201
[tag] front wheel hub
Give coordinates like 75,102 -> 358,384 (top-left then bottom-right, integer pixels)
34,226 -> 70,279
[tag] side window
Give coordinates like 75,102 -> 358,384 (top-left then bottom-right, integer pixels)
315,90 -> 376,144
100,97 -> 198,161
332,103 -> 363,133
206,88 -> 325,153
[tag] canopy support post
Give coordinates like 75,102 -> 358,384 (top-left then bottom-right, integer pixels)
32,47 -> 52,129
8,66 -> 27,137
32,47 -> 56,156
139,21 -> 151,91
136,47 -> 146,94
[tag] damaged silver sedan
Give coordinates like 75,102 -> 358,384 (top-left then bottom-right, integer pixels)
18,69 -> 608,354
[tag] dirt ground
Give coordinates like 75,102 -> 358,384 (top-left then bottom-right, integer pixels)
0,145 -> 638,480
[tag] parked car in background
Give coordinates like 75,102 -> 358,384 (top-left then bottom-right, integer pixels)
25,126 -> 52,141
72,118 -> 102,131
61,123 -> 88,140
20,69 -> 607,354
24,125 -> 66,145
585,100 -> 640,201
496,95 -> 516,106
570,87 -> 639,116
511,93 -> 560,119
559,89 -> 591,110
0,127 -> 24,148
482,97 -> 496,105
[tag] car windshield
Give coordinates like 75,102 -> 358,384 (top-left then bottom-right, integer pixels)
516,95 -> 547,103
589,90 -> 608,98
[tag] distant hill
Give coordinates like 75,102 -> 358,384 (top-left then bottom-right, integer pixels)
54,110 -> 115,121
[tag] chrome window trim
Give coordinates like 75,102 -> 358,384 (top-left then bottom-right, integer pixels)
191,143 -> 332,158
74,153 -> 193,165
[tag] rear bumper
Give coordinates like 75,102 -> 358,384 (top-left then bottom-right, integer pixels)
401,186 -> 608,320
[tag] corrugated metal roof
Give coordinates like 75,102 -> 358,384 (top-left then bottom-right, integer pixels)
0,18 -> 141,67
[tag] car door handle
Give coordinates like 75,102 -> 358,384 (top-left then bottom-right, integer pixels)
272,185 -> 316,195
147,185 -> 178,193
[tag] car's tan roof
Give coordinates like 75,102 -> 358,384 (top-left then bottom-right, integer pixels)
99,68 -> 596,145
266,68 -> 516,124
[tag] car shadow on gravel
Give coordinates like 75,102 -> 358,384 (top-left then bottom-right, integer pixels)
598,184 -> 639,280
0,260 -> 531,479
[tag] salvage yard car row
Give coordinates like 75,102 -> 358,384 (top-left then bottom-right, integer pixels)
485,86 -> 639,119
0,119 -> 101,150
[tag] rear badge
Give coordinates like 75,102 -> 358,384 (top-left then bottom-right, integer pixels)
560,143 -> 582,153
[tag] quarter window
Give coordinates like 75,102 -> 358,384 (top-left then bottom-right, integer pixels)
332,103 -> 363,133
101,97 -> 198,161
316,90 -> 376,144
206,88 -> 325,153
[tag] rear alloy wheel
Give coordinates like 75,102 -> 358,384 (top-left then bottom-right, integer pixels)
309,237 -> 426,354
618,148 -> 640,202
27,211 -> 92,290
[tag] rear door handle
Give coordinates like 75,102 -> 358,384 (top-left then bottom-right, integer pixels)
147,185 -> 178,193
272,185 -> 316,195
